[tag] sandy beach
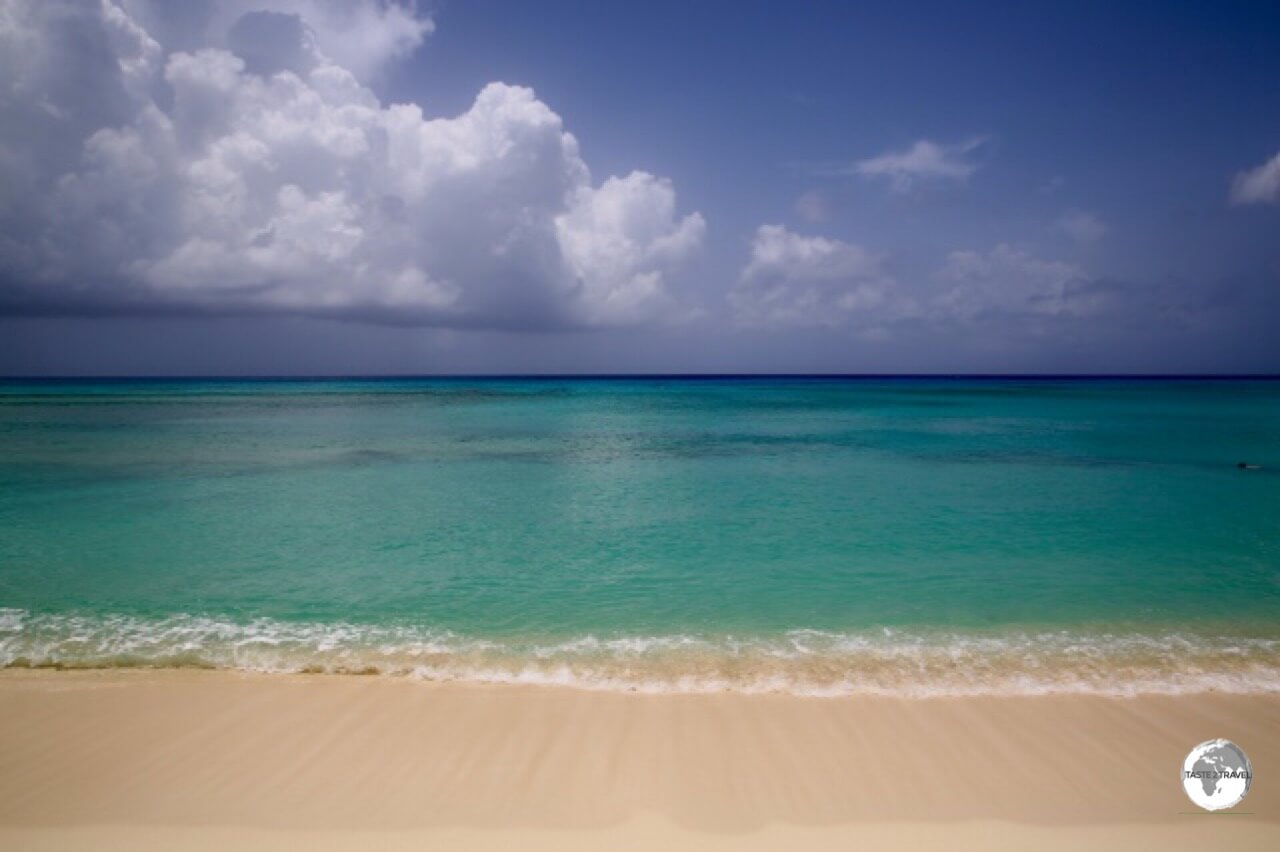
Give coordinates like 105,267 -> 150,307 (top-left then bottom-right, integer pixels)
0,669 -> 1275,850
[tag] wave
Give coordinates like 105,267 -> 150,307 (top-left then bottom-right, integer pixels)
2,608 -> 1278,697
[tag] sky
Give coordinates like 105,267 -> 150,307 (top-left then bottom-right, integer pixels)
1,0 -> 1279,375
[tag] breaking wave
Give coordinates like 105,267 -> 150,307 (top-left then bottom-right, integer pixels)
2,608 -> 1278,697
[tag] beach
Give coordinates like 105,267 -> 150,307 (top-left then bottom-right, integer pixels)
3,0 -> 1279,843
2,379 -> 1278,847
0,669 -> 1275,850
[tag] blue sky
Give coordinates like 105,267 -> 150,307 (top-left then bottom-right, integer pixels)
397,0 -> 1279,283
1,0 -> 1278,374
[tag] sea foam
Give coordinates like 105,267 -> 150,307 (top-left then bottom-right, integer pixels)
2,609 -> 1278,697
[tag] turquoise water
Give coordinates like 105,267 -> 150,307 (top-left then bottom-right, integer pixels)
1,377 -> 1278,695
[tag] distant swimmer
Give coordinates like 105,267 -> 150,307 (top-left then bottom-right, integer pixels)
1237,462 -> 1262,470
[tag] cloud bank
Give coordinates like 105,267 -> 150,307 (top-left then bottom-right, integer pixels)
731,225 -> 1243,349
731,227 -> 1114,335
0,0 -> 705,328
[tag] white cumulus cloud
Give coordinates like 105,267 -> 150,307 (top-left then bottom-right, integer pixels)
0,0 -> 704,328
731,225 -> 902,328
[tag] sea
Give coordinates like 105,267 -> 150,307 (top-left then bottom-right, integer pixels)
1,376 -> 1278,696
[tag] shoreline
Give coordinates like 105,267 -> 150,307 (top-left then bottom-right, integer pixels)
1,668 -> 1276,849
6,607 -> 1280,698
5,659 -> 1280,698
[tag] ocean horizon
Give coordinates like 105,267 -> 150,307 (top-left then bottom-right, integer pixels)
2,376 -> 1278,696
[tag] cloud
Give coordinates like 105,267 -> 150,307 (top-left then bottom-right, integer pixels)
1230,150 -> 1280,205
728,225 -> 1244,350
852,137 -> 986,193
926,245 -> 1271,345
1055,210 -> 1106,243
933,244 -> 1088,320
119,0 -> 435,83
730,225 -> 903,328
0,1 -> 704,329
731,229 -> 1093,332
556,172 -> 707,325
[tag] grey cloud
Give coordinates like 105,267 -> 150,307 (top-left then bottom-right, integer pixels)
729,229 -> 1279,359
120,0 -> 434,83
226,11 -> 319,77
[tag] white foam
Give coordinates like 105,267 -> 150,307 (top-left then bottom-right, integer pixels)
0,609 -> 24,632
1,609 -> 1278,698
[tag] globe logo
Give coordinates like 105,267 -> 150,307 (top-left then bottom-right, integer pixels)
1182,739 -> 1252,811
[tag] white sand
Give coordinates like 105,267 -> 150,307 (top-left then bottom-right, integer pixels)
0,669 -> 1275,850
